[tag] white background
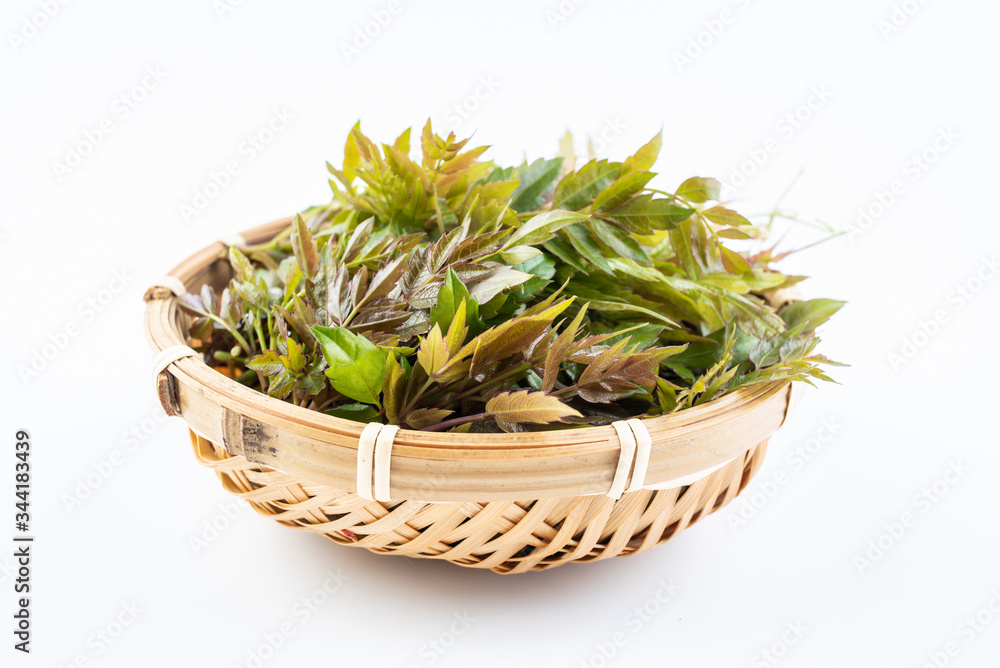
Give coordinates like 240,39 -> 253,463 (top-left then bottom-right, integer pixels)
2,0 -> 999,666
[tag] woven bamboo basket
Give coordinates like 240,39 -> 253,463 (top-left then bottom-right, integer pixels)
144,216 -> 804,574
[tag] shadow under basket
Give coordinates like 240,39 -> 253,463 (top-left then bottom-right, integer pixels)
145,216 -> 803,574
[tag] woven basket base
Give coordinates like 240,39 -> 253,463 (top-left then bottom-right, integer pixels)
190,431 -> 767,574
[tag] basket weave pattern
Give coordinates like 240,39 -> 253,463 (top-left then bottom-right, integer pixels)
191,430 -> 767,574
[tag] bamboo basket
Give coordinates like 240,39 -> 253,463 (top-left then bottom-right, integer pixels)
144,216 -> 804,574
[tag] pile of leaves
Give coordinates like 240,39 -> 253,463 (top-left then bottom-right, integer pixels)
180,122 -> 842,433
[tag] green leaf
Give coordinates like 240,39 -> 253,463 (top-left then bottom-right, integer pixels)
718,244 -> 751,274
200,284 -> 219,314
602,194 -> 693,233
393,126 -> 411,153
281,259 -> 303,301
404,408 -> 453,429
656,377 -> 679,412
593,171 -> 656,212
485,390 -> 582,424
291,214 -> 319,277
564,224 -> 613,274
297,371 -> 326,396
542,304 -> 589,392
383,354 -> 407,424
462,299 -> 575,375
306,244 -> 334,326
510,158 -> 563,213
343,217 -> 374,263
621,130 -> 662,174
542,236 -> 589,272
312,325 -> 387,406
552,159 -> 619,210
431,269 -> 469,327
576,343 -> 683,403
452,230 -> 511,262
284,338 -> 305,373
607,257 -> 665,283
573,293 -> 678,327
780,299 -> 846,332
477,292 -> 507,321
417,324 -> 449,375
247,350 -> 284,376
512,252 -> 556,280
499,245 -> 543,265
703,206 -> 750,228
362,256 -> 407,304
444,300 -> 470,355
599,323 -> 665,351
430,268 -> 475,332
267,372 -> 296,399
669,222 -> 700,279
714,227 -> 753,240
504,209 -> 588,248
676,176 -> 722,203
467,266 -> 534,303
326,403 -> 381,423
590,219 -> 652,265
702,271 -> 786,293
749,337 -> 783,370
229,246 -> 255,282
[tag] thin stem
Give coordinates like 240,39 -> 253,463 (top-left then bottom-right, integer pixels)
420,412 -> 489,432
206,314 -> 252,357
431,361 -> 533,408
399,376 -> 436,419
645,188 -> 682,201
241,227 -> 292,254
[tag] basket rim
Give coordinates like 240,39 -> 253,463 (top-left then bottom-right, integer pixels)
145,215 -> 792,449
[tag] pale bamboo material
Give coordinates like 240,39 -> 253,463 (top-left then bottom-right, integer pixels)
144,217 -> 802,573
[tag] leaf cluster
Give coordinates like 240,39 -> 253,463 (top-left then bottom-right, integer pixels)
178,121 -> 844,431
